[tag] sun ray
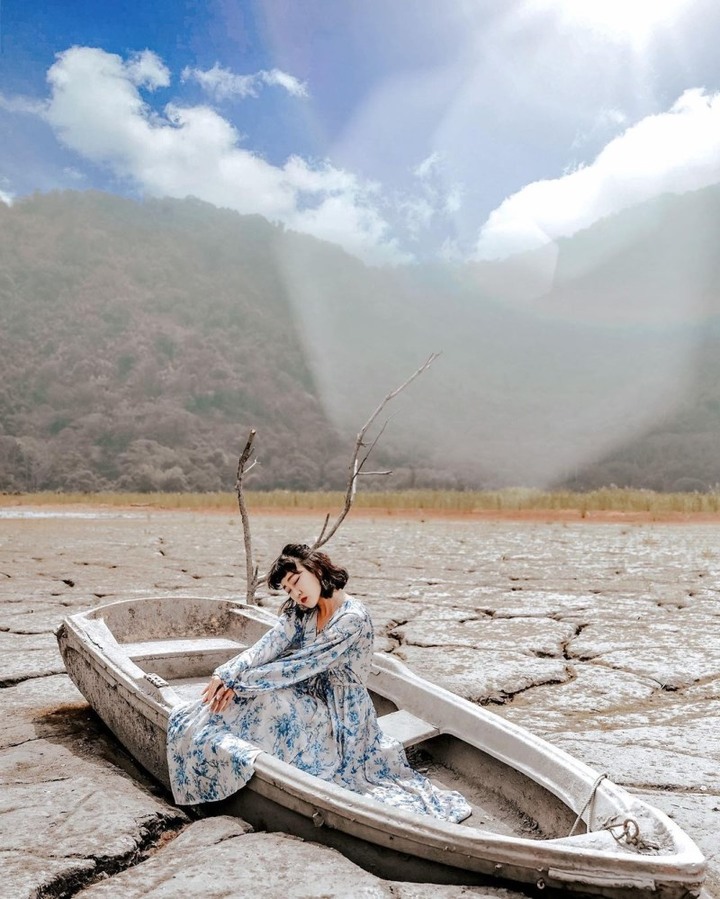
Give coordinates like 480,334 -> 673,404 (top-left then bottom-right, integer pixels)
530,0 -> 692,45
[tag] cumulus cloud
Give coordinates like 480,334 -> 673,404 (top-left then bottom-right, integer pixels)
40,47 -> 402,264
475,88 -> 720,260
126,50 -> 171,90
181,63 -> 308,101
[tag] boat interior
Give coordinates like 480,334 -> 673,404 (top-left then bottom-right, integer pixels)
83,597 -> 595,841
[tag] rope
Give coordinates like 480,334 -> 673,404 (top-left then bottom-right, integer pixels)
599,814 -> 660,851
569,772 -> 608,836
602,816 -> 641,846
569,775 -> 659,852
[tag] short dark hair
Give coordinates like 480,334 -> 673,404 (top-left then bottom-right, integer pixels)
268,543 -> 349,610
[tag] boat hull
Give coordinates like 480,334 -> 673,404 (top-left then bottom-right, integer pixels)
56,597 -> 707,898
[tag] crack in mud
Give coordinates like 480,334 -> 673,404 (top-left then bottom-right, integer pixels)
488,611 -> 567,620
458,611 -> 494,622
5,735 -> 45,749
481,667 -> 574,706
9,775 -> 73,785
560,622 -> 589,662
383,619 -> 408,653
622,782 -> 719,795
0,627 -> 56,635
27,814 -> 188,899
0,669 -> 66,688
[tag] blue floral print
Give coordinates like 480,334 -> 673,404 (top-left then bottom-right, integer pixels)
166,596 -> 471,823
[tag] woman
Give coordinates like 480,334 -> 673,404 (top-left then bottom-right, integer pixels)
167,543 -> 471,823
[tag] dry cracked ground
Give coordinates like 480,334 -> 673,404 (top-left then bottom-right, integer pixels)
1,508 -> 719,898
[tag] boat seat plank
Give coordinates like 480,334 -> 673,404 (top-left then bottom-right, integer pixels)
378,709 -> 439,747
167,676 -> 209,702
123,637 -> 245,660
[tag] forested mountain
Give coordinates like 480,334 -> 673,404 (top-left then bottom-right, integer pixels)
1,187 -> 720,492
0,192 -> 349,491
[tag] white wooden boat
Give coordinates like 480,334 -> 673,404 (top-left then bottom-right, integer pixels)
56,596 -> 707,897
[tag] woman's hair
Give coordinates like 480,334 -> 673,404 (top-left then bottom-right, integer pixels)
268,543 -> 349,614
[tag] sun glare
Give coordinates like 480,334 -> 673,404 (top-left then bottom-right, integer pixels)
536,0 -> 690,41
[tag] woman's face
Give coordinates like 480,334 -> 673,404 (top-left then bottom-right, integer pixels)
280,563 -> 322,609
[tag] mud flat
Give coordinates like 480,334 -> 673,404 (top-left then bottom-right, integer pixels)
1,507 -> 718,898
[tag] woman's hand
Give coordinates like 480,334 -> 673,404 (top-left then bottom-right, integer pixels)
201,675 -> 234,713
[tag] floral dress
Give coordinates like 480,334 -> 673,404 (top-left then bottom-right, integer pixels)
166,595 -> 471,822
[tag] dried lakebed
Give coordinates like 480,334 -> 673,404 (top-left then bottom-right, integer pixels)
1,508 -> 718,898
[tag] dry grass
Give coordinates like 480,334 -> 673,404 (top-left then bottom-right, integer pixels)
2,487 -> 720,516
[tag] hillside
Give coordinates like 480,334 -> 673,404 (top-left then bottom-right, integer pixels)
1,187 -> 720,492
0,192 -> 349,491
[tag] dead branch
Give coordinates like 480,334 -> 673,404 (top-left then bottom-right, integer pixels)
311,351 -> 440,550
235,352 -> 439,604
235,428 -> 259,603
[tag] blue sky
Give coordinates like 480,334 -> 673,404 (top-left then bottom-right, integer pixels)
1,0 -> 720,264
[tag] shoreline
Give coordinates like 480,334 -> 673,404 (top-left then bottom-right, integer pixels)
3,499 -> 720,524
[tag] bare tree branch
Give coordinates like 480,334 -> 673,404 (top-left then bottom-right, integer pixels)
235,428 -> 260,604
235,352 -> 439,603
311,352 -> 440,550
315,512 -> 331,546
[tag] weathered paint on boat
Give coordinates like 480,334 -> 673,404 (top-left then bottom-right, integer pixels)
56,596 -> 707,897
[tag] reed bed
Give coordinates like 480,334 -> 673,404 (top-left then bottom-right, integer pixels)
3,488 -> 720,515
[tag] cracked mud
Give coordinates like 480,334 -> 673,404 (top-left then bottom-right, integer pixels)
0,507 -> 718,897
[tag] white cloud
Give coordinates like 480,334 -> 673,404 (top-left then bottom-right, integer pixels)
475,88 -> 720,259
293,193 -> 400,261
414,152 -> 442,180
181,64 -> 257,100
0,175 -> 14,205
282,155 -> 360,195
40,47 -> 402,264
569,107 -> 628,157
261,68 -> 308,98
0,91 -> 47,115
400,196 -> 436,236
181,63 -> 308,101
401,151 -> 464,240
126,50 -> 171,90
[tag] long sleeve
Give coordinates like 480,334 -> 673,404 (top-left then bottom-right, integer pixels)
225,610 -> 365,695
214,610 -> 298,689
